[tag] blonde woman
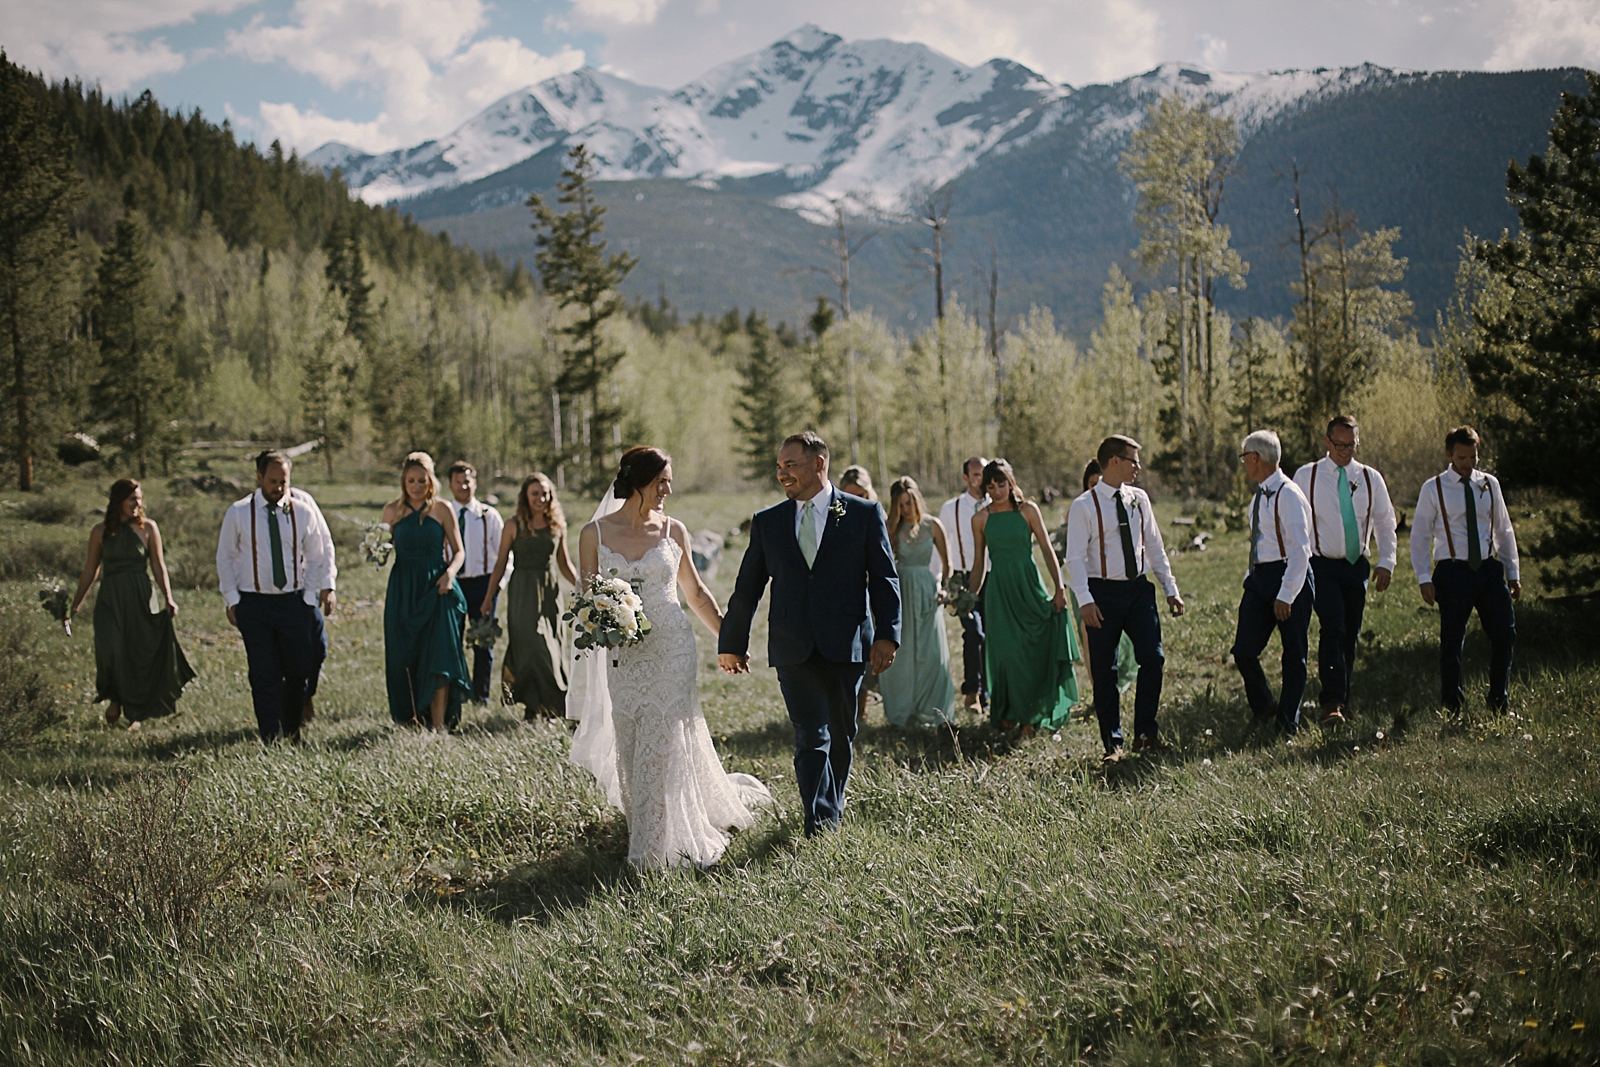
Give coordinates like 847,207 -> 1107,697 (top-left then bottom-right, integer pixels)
879,476 -> 957,727
382,452 -> 472,732
485,472 -> 577,718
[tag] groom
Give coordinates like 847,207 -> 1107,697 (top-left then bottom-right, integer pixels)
719,432 -> 901,837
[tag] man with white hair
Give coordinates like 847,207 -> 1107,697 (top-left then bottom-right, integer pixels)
1232,430 -> 1315,735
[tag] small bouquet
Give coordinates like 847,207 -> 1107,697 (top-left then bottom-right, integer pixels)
361,521 -> 394,569
943,570 -> 979,617
564,569 -> 652,658
38,583 -> 71,635
465,615 -> 502,650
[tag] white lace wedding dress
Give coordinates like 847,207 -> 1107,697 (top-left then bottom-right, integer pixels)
589,533 -> 770,869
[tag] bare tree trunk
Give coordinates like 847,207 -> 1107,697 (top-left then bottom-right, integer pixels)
1178,258 -> 1191,497
1292,162 -> 1321,452
550,386 -> 564,489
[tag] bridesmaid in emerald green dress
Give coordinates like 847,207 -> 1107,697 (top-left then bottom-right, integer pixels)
382,452 -> 471,732
879,477 -> 957,727
971,459 -> 1080,734
483,472 -> 577,719
68,479 -> 195,725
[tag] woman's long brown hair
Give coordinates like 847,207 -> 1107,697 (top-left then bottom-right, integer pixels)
104,479 -> 143,537
515,472 -> 565,534
980,459 -> 1025,511
885,476 -> 928,554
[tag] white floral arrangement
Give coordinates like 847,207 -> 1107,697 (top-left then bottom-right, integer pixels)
361,521 -> 394,569
564,569 -> 651,655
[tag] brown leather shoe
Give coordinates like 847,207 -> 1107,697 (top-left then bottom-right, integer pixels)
1132,736 -> 1171,754
1102,747 -> 1125,763
1321,704 -> 1347,725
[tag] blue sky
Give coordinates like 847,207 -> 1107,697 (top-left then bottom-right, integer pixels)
3,0 -> 1597,156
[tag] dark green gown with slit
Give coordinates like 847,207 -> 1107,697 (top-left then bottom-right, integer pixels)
93,523 -> 194,720
384,508 -> 471,728
981,509 -> 1080,730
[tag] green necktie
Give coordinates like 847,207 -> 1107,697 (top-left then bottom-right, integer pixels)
1338,464 -> 1361,564
266,500 -> 288,589
799,499 -> 818,568
1248,488 -> 1263,572
1463,477 -> 1482,571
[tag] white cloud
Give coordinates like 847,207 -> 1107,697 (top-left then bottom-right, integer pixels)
0,0 -> 251,90
572,0 -> 668,25
1200,33 -> 1228,69
227,0 -> 585,152
1483,0 -> 1600,70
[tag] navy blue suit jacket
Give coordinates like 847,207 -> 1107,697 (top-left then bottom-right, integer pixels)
719,488 -> 902,668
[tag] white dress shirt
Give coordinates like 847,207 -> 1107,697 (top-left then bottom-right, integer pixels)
1064,480 -> 1180,607
217,488 -> 337,608
934,491 -> 989,579
794,482 -> 836,551
1409,467 -> 1520,584
1247,468 -> 1313,603
452,497 -> 505,578
1291,456 -> 1399,571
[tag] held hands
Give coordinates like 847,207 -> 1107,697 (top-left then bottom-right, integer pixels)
1167,595 -> 1185,617
1373,566 -> 1393,593
718,652 -> 750,675
869,638 -> 897,675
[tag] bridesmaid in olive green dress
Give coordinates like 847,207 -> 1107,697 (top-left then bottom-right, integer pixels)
68,479 -> 195,725
971,459 -> 1081,734
484,472 -> 577,718
382,453 -> 472,732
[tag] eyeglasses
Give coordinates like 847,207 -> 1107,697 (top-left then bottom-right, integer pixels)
1327,439 -> 1359,451
1239,451 -> 1257,459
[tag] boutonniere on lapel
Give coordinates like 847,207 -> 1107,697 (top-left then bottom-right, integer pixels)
829,496 -> 848,527
1476,480 -> 1490,497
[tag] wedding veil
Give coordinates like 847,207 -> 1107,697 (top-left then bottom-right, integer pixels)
566,489 -> 624,808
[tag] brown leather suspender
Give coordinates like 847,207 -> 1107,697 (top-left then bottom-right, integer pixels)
1273,492 -> 1285,557
955,497 -> 967,569
249,495 -> 259,592
247,492 -> 300,592
1434,475 -> 1456,560
1090,489 -> 1108,577
1309,459 -> 1322,555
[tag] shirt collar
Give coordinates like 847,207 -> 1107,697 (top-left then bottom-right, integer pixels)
1260,468 -> 1287,493
454,496 -> 481,515
1448,467 -> 1479,486
1095,479 -> 1130,501
256,488 -> 291,510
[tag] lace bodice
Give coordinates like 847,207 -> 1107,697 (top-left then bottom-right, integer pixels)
597,535 -> 688,628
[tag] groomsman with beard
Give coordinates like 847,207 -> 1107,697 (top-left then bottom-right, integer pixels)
936,456 -> 989,710
1410,425 -> 1521,713
446,461 -> 505,704
1292,415 -> 1398,724
217,450 -> 337,743
1233,430 -> 1315,736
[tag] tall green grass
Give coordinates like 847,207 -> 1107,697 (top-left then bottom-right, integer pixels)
0,481 -> 1594,1065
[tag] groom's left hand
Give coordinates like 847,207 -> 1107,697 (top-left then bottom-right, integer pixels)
869,639 -> 897,675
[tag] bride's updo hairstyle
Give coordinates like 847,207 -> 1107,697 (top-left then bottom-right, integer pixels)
613,446 -> 671,500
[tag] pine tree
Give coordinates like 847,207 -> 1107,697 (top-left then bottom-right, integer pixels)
299,289 -> 360,478
732,313 -> 794,481
323,216 -> 374,345
528,144 -> 637,492
92,209 -> 185,478
1469,72 -> 1600,586
0,52 -> 82,490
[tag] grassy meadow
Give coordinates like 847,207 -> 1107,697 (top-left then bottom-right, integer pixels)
0,468 -> 1596,1065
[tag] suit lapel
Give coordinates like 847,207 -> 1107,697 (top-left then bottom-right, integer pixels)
776,497 -> 808,570
810,490 -> 848,569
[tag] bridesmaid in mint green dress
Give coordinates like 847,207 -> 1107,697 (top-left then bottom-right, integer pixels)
971,459 -> 1080,733
879,477 -> 957,727
382,453 -> 471,732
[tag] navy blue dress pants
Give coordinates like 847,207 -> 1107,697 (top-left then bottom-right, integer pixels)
236,592 -> 327,742
775,651 -> 865,836
1085,575 -> 1164,751
959,585 -> 985,699
457,574 -> 495,702
1231,561 -> 1315,735
1433,558 -> 1516,710
1310,555 -> 1370,708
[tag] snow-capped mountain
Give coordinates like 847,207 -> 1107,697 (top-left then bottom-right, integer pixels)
309,24 -> 1405,218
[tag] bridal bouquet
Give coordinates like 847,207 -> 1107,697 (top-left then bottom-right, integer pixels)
38,583 -> 71,635
360,521 -> 394,569
565,570 -> 652,655
943,571 -> 978,617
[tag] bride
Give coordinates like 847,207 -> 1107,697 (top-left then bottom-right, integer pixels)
571,446 -> 770,869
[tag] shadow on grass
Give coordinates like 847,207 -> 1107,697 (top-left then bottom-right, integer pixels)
446,820 -> 634,926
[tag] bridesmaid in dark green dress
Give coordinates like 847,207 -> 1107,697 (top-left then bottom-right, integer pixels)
483,472 -> 576,719
68,479 -> 195,725
971,459 -> 1080,734
382,453 -> 471,732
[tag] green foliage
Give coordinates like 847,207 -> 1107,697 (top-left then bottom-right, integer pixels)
91,210 -> 186,478
1468,72 -> 1600,590
731,313 -> 796,481
0,52 -> 84,491
0,622 -> 64,748
529,145 -> 638,493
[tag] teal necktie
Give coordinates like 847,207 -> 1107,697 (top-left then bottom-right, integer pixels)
266,501 -> 288,589
1248,488 -> 1263,572
799,499 -> 818,568
1464,477 -> 1482,571
1338,464 -> 1361,564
